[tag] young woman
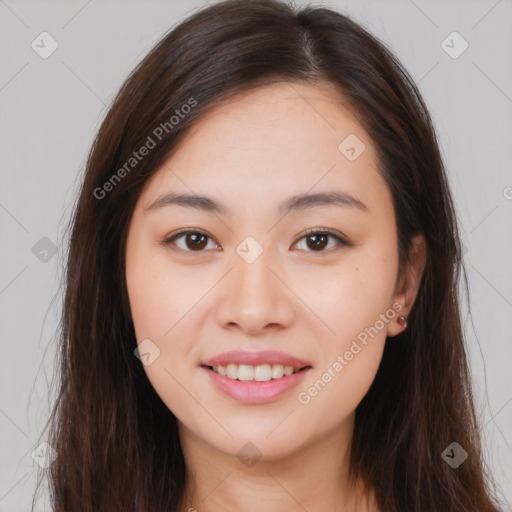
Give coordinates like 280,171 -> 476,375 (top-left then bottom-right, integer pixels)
34,1 -> 501,510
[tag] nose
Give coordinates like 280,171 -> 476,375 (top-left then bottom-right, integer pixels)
214,248 -> 296,336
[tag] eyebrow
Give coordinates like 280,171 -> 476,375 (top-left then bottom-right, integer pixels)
144,190 -> 369,216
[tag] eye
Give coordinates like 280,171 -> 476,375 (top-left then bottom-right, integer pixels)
293,228 -> 351,252
162,228 -> 219,252
162,227 -> 350,253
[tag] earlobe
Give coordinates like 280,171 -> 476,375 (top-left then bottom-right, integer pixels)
387,233 -> 427,337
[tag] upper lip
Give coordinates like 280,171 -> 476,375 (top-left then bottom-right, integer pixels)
201,350 -> 312,369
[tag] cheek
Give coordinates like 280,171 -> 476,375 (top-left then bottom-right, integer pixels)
303,246 -> 398,346
126,243 -> 201,340
126,260 -> 169,340
294,281 -> 394,434
125,257 -> 186,417
125,243 -> 208,413
295,245 -> 397,407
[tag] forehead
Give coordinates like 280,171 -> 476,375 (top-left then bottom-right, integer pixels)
183,80 -> 366,159
139,81 -> 389,218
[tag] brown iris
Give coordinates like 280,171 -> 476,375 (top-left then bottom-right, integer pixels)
185,233 -> 209,250
305,233 -> 329,251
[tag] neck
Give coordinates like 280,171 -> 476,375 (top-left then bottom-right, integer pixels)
177,415 -> 376,512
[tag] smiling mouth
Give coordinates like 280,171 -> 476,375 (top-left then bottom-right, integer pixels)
202,364 -> 312,382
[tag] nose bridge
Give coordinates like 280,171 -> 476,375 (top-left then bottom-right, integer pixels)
215,236 -> 295,332
232,237 -> 280,299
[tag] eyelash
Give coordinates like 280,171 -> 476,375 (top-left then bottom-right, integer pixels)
161,227 -> 351,254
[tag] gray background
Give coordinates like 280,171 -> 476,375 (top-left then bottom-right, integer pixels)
0,0 -> 511,510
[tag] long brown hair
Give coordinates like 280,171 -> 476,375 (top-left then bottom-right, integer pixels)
33,1 -> 501,510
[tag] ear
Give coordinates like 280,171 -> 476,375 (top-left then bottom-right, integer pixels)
386,233 -> 427,337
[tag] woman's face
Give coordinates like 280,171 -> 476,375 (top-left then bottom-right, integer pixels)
125,81 -> 410,460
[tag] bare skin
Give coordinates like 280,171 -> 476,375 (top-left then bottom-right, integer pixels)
125,81 -> 426,512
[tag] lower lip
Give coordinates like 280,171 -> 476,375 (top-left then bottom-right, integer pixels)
202,366 -> 312,404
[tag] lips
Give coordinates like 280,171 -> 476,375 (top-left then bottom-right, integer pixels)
201,349 -> 312,369
202,363 -> 312,404
200,350 -> 313,404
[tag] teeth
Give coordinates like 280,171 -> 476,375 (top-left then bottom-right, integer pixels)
212,363 -> 302,381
